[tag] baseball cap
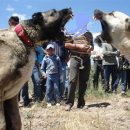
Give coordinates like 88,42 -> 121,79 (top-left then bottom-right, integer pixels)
46,44 -> 54,50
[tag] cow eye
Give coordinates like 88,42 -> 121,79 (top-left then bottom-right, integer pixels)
109,12 -> 114,15
50,12 -> 54,16
108,12 -> 116,18
53,9 -> 57,13
49,9 -> 57,16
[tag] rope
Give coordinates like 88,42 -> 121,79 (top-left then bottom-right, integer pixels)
71,55 -> 84,69
65,22 -> 93,42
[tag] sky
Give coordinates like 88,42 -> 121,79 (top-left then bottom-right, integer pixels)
0,0 -> 130,36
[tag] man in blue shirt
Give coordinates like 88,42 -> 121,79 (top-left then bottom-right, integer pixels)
31,46 -> 45,102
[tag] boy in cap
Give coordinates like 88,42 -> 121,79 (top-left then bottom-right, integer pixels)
41,44 -> 61,107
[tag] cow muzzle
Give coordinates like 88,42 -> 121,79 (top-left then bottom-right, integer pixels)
93,9 -> 104,20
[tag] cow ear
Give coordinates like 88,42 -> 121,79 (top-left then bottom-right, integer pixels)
32,12 -> 43,24
125,18 -> 130,31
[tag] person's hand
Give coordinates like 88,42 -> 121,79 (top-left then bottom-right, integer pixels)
35,61 -> 40,67
44,76 -> 47,79
86,45 -> 94,53
116,50 -> 120,56
80,45 -> 93,53
65,43 -> 93,54
96,55 -> 101,59
41,75 -> 47,79
79,44 -> 88,51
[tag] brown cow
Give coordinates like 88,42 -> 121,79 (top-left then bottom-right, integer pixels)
0,8 -> 73,130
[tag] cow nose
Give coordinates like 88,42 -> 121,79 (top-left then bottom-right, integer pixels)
68,7 -> 73,13
94,9 -> 103,15
68,8 -> 71,12
68,7 -> 71,10
94,9 -> 103,20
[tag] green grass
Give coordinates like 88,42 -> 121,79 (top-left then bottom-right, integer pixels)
86,84 -> 112,101
24,111 -> 34,119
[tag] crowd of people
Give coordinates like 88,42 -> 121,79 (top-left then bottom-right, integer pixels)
91,36 -> 130,95
8,16 -> 130,111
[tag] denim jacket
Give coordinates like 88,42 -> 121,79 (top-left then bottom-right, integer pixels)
41,54 -> 62,76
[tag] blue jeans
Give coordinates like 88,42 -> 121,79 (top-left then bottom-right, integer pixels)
93,60 -> 104,88
46,73 -> 60,103
21,82 -> 29,106
103,65 -> 118,92
65,65 -> 69,95
116,70 -> 127,92
18,82 -> 29,106
60,61 -> 68,97
31,65 -> 41,101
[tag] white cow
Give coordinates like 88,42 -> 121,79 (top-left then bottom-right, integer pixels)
94,9 -> 130,60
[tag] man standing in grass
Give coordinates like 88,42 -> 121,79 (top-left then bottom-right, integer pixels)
65,31 -> 94,111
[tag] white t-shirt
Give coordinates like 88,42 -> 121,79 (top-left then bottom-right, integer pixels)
91,44 -> 103,60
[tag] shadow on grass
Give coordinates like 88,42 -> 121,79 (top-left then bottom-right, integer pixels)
87,102 -> 111,108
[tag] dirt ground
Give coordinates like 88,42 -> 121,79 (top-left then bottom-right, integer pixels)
20,94 -> 130,130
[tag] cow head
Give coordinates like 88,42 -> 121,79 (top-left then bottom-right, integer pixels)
94,9 -> 130,59
32,8 -> 73,41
